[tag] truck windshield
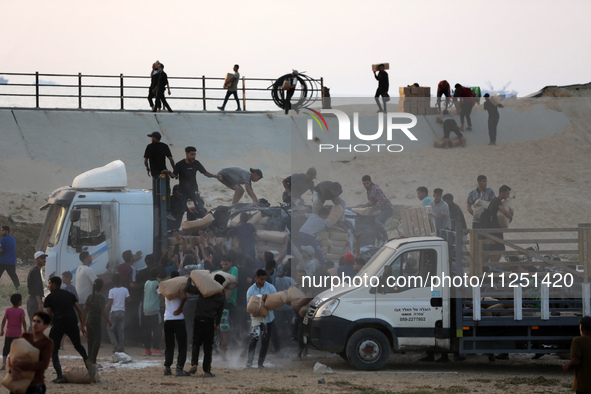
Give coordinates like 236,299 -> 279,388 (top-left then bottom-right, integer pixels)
38,205 -> 68,249
356,246 -> 396,278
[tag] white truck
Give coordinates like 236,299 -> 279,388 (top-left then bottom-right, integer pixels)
36,161 -> 159,280
303,233 -> 591,370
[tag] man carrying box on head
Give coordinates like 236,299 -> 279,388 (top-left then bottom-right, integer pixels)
374,64 -> 389,113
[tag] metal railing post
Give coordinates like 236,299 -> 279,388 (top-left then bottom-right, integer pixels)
242,77 -> 246,111
35,72 -> 39,108
202,76 -> 206,111
120,74 -> 124,110
78,73 -> 82,109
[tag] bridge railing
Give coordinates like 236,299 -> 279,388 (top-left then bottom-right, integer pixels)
0,71 -> 323,112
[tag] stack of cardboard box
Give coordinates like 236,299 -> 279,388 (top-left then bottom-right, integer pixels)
398,86 -> 439,115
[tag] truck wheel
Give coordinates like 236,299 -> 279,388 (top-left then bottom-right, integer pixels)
346,328 -> 390,371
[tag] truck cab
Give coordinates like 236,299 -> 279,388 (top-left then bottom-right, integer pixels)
304,237 -> 451,370
36,161 -> 152,282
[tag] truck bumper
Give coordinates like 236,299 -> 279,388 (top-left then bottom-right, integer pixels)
304,315 -> 355,353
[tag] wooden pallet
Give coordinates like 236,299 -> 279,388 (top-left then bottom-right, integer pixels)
400,206 -> 436,237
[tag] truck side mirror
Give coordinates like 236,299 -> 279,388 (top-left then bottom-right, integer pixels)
69,209 -> 81,223
68,225 -> 81,252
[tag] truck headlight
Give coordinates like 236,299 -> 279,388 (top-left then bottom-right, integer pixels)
314,299 -> 339,318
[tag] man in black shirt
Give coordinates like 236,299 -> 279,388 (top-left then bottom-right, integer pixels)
153,63 -> 173,112
44,276 -> 95,383
144,131 -> 175,208
27,251 -> 46,328
374,64 -> 389,113
148,60 -> 160,111
282,167 -> 316,206
188,275 -> 225,377
442,193 -> 467,231
483,93 -> 504,145
171,146 -> 220,218
281,69 -> 299,115
144,131 -> 174,179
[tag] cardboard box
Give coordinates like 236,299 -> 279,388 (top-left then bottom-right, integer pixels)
489,96 -> 501,106
223,73 -> 233,88
450,137 -> 464,148
372,63 -> 389,72
420,87 -> 431,97
411,86 -> 421,95
399,86 -> 411,96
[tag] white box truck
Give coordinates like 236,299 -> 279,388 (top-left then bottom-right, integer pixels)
304,233 -> 591,370
36,160 -> 162,280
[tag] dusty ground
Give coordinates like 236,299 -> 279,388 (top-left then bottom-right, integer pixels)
13,345 -> 575,394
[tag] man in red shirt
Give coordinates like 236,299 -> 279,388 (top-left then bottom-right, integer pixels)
10,311 -> 54,393
437,80 -> 451,112
453,84 -> 475,131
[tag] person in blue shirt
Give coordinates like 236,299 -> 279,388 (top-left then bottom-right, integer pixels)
245,269 -> 277,369
416,187 -> 434,207
0,226 -> 19,289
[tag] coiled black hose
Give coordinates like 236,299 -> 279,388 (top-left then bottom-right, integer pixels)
270,73 -> 321,110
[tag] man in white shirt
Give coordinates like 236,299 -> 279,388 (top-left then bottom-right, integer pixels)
106,274 -> 130,353
75,252 -> 98,305
158,272 -> 189,376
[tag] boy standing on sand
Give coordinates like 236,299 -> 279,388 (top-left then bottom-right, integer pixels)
563,316 -> 591,393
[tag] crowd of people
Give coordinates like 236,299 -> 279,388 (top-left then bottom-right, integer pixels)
145,60 -> 505,146
1,125 -> 589,391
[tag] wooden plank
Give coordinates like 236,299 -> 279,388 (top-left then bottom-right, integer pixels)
480,232 -> 581,277
472,227 -> 580,233
416,208 -> 427,236
484,250 -> 579,256
407,210 -> 416,236
503,238 -> 578,244
400,209 -> 410,237
420,208 -> 430,235
413,209 -> 423,236
484,259 -> 580,266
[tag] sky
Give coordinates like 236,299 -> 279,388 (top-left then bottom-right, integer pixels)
3,0 -> 591,97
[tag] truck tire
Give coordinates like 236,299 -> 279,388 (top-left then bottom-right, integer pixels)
346,328 -> 390,371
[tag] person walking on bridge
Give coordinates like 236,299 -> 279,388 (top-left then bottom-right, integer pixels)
153,63 -> 173,113
218,64 -> 241,112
